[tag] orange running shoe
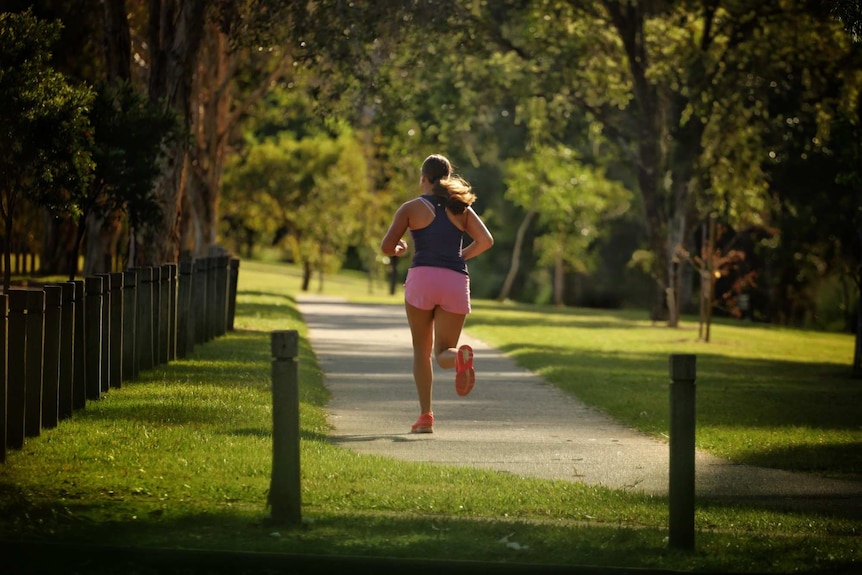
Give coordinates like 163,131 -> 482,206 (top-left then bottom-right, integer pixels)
411,412 -> 434,433
455,344 -> 475,396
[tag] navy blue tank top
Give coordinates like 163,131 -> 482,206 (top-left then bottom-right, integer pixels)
410,195 -> 467,275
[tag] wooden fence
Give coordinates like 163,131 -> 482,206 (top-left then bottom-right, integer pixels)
0,254 -> 241,464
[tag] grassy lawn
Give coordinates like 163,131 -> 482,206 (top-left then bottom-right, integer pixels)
0,259 -> 859,574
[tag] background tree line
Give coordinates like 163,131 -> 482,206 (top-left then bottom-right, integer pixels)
1,1 -> 860,346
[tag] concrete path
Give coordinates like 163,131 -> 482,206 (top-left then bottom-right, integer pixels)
297,296 -> 862,514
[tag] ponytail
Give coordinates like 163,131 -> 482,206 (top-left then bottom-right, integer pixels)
422,154 -> 476,215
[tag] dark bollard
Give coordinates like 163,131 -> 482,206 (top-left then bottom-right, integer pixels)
193,258 -> 208,345
109,273 -> 124,389
177,261 -> 194,359
41,285 -> 62,429
228,258 -> 239,331
7,291 -> 27,449
1,294 -> 7,462
206,257 -> 217,342
269,330 -> 302,525
166,264 -> 178,361
136,267 -> 155,371
214,255 -> 228,337
84,277 -> 104,401
72,280 -> 86,411
24,290 -> 45,438
57,283 -> 75,421
669,354 -> 697,551
159,265 -> 171,365
152,266 -> 163,366
122,270 -> 137,381
96,274 -> 111,393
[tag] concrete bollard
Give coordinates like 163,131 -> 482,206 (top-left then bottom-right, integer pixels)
7,291 -> 27,449
668,353 -> 697,551
166,263 -> 177,362
72,280 -> 86,411
228,258 -> 239,331
136,267 -> 155,371
159,264 -> 171,365
1,294 -> 7,462
23,290 -> 45,438
177,261 -> 194,359
41,285 -> 62,429
269,330 -> 301,525
85,276 -> 104,401
193,258 -> 209,345
56,282 -> 76,421
122,270 -> 137,382
109,272 -> 124,389
214,255 -> 228,337
96,274 -> 111,393
206,257 -> 217,342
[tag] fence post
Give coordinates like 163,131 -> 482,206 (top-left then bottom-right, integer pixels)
228,258 -> 239,331
214,255 -> 228,337
72,280 -> 86,411
177,261 -> 194,359
85,276 -> 104,401
24,290 -> 45,438
206,257 -> 217,342
193,258 -> 208,345
167,263 -> 178,361
96,273 -> 111,393
136,267 -> 155,371
149,266 -> 161,366
41,285 -> 62,430
1,294 -> 7,463
158,265 -> 170,365
122,270 -> 137,381
109,272 -> 124,389
57,282 -> 75,421
269,330 -> 302,525
669,353 -> 697,551
7,291 -> 26,449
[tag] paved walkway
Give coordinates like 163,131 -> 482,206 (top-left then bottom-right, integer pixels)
297,296 -> 862,515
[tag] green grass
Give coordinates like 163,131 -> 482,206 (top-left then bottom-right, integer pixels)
0,259 -> 859,573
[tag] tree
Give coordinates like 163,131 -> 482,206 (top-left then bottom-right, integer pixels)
74,80 -> 179,278
221,126 -> 373,290
504,144 -> 631,305
0,10 -> 94,290
829,0 -> 862,41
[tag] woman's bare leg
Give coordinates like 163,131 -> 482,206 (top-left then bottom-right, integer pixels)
432,308 -> 467,369
405,302 -> 435,414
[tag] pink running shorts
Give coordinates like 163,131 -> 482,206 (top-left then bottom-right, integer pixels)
404,266 -> 471,314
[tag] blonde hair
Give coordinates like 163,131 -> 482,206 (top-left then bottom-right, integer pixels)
421,154 -> 476,215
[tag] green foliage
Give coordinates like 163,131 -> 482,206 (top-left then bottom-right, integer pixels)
221,126 -> 373,286
88,80 -> 181,230
0,8 -> 93,288
505,145 -> 631,272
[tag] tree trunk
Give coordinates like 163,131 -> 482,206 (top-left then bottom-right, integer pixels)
83,212 -> 121,276
302,260 -> 312,292
40,215 -> 77,276
553,243 -> 564,307
103,0 -> 131,82
604,1 -> 709,327
136,0 -> 207,267
184,19 -> 231,257
497,210 -> 535,301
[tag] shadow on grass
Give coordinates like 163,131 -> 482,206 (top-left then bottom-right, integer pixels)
487,342 -> 862,476
0,490 -> 860,574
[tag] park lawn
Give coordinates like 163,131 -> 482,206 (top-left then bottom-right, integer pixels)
0,259 -> 858,574
465,300 -> 861,479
